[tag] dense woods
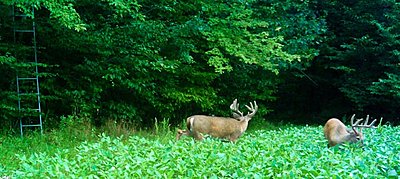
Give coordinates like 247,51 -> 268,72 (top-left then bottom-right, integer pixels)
0,0 -> 399,133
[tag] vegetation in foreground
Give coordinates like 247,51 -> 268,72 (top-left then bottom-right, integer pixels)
0,120 -> 399,178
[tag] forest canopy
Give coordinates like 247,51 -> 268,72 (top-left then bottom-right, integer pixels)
0,0 -> 399,132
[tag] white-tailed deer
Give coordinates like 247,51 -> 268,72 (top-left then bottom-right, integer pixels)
176,99 -> 258,142
323,114 -> 378,147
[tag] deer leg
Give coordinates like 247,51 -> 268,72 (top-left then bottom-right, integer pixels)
228,133 -> 242,142
229,136 -> 238,142
193,131 -> 203,140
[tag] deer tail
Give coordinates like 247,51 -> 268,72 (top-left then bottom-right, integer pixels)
187,116 -> 195,132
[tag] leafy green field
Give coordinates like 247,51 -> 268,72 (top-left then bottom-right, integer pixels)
1,125 -> 399,178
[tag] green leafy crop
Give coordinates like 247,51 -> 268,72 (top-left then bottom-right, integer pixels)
2,125 -> 399,178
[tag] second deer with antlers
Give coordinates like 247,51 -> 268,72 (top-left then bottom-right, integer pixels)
176,99 -> 258,142
323,114 -> 378,147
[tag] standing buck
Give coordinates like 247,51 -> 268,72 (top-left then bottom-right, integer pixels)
176,99 -> 258,142
323,114 -> 378,147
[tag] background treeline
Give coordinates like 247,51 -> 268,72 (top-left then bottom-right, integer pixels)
0,0 -> 399,132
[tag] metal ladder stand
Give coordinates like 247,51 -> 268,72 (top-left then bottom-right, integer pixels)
12,5 -> 43,136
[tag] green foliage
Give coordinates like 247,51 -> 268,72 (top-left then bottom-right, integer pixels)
370,73 -> 400,99
0,45 -> 18,130
0,54 -> 16,64
315,0 -> 400,114
367,2 -> 400,104
154,117 -> 172,135
6,0 -> 87,31
271,0 -> 400,124
200,0 -> 303,75
11,0 -> 400,130
0,0 -> 324,128
1,125 -> 399,178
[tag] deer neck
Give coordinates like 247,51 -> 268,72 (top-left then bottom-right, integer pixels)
239,119 -> 249,133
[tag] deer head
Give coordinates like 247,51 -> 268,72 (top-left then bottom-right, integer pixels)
176,99 -> 258,142
323,114 -> 378,147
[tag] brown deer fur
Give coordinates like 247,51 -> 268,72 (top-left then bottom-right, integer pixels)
323,118 -> 362,147
323,114 -> 377,147
176,99 -> 257,142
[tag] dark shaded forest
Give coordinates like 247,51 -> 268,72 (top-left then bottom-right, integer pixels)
1,0 -> 399,133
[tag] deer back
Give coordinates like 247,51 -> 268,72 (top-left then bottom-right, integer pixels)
189,115 -> 249,137
323,118 -> 360,147
176,99 -> 257,142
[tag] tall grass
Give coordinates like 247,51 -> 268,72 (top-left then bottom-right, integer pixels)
0,115 -> 173,175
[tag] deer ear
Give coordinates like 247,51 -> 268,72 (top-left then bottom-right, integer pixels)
232,113 -> 241,119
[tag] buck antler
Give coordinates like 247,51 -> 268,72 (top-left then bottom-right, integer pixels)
230,99 -> 258,119
245,101 -> 258,118
230,99 -> 243,118
351,114 -> 378,134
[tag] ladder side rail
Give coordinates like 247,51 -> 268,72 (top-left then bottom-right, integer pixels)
32,6 -> 43,133
13,4 -> 43,136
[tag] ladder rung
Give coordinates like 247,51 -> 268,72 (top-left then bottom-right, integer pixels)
18,93 -> 40,96
14,14 -> 30,17
21,108 -> 39,111
17,77 -> 38,80
15,61 -> 39,65
22,124 -> 42,127
15,29 -> 34,33
19,108 -> 41,112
